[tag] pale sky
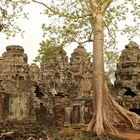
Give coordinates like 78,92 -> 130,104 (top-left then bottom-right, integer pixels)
0,2 -> 140,64
0,3 -> 90,64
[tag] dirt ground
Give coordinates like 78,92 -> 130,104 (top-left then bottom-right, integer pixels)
118,131 -> 140,140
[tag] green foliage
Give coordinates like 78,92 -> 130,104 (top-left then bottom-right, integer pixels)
104,50 -> 119,82
105,0 -> 140,41
41,0 -> 92,46
34,40 -> 64,62
0,0 -> 29,38
38,0 -> 140,45
32,0 -> 140,80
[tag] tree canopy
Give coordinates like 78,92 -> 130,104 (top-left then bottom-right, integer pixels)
0,0 -> 29,38
32,0 -> 140,79
34,40 -> 64,62
33,0 -> 140,46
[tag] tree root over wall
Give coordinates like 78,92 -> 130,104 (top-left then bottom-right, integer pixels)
87,83 -> 140,135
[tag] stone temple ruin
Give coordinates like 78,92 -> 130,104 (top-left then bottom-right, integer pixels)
114,41 -> 140,115
0,45 -> 93,127
0,46 -> 34,121
0,42 -> 140,130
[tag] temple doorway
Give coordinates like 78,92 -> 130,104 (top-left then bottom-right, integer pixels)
71,105 -> 80,124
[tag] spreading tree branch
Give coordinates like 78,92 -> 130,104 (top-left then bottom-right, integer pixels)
80,39 -> 93,44
32,0 -> 92,19
102,0 -> 113,12
32,0 -> 54,12
104,21 -> 115,48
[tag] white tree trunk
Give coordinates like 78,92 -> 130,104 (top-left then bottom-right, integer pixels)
92,13 -> 105,134
87,13 -> 140,135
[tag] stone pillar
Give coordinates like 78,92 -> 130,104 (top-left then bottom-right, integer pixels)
72,105 -> 80,124
80,102 -> 85,124
64,106 -> 72,126
0,93 -> 5,119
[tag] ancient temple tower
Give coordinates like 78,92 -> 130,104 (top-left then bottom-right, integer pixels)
70,45 -> 92,97
1,45 -> 29,80
0,45 -> 34,120
114,42 -> 140,114
39,47 -> 70,95
63,45 -> 93,126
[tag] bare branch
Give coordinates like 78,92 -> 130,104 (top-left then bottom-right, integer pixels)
102,0 -> 113,12
32,0 -> 54,12
91,0 -> 98,7
104,21 -> 116,48
88,27 -> 94,40
83,0 -> 93,15
80,39 -> 93,44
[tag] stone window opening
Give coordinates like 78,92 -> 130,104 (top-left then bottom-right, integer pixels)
15,74 -> 19,80
136,83 -> 140,90
19,76 -> 24,81
71,105 -> 80,124
124,88 -> 136,97
34,85 -> 44,97
54,92 -> 65,97
129,108 -> 140,115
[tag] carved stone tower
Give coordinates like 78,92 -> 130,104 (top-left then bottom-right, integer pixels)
0,45 -> 34,120
40,47 -> 70,96
1,45 -> 29,80
70,45 -> 92,98
114,42 -> 140,114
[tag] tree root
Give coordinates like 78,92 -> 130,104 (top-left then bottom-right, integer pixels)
87,82 -> 140,135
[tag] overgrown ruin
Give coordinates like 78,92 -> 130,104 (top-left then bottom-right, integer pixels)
0,42 -> 140,139
114,41 -> 140,115
0,45 -> 93,139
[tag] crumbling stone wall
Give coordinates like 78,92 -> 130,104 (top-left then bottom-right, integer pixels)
1,43 -> 138,125
31,45 -> 93,126
63,45 -> 93,125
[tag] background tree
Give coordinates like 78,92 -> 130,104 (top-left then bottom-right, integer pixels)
0,0 -> 29,38
34,40 -> 63,62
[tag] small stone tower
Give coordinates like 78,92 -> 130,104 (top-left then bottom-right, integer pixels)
1,45 -> 29,80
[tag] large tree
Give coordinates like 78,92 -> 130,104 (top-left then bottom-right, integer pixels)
85,0 -> 140,134
31,0 -> 140,135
